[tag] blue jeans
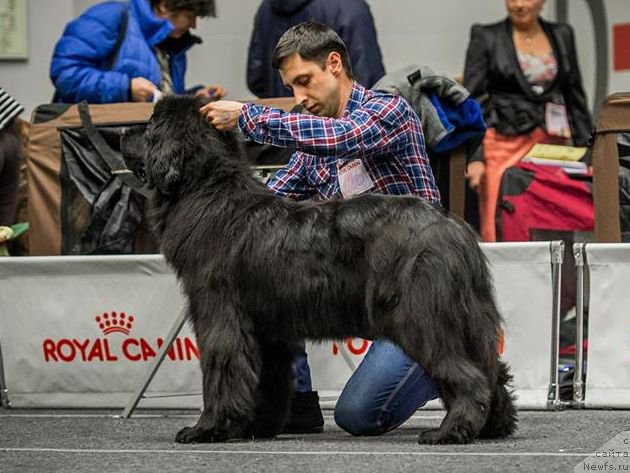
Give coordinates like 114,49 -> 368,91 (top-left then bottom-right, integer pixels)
295,339 -> 440,435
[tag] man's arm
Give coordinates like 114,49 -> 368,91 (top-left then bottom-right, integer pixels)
246,5 -> 270,98
50,4 -> 133,103
201,97 -> 409,160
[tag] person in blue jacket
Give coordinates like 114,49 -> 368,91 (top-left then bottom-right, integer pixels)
50,0 -> 225,103
246,0 -> 385,98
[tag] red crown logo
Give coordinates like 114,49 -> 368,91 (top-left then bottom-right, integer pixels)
95,311 -> 134,336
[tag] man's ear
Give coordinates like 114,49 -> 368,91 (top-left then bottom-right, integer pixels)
327,51 -> 343,77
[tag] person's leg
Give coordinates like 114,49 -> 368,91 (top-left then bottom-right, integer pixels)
283,343 -> 324,434
293,346 -> 313,393
0,123 -> 21,226
334,339 -> 439,436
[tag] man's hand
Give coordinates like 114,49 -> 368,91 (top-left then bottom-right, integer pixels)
465,161 -> 485,193
199,100 -> 244,131
194,84 -> 227,100
131,77 -> 159,102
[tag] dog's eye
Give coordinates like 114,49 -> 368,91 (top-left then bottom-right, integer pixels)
137,164 -> 147,183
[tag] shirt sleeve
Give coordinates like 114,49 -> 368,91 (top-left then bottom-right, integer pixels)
265,152 -> 316,201
238,97 -> 409,161
50,4 -> 130,103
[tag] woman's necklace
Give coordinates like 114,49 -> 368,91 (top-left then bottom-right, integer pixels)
515,28 -> 540,53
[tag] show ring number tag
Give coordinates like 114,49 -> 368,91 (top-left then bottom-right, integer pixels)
545,102 -> 571,138
338,159 -> 375,198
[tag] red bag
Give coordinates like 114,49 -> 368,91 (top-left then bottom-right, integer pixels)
497,162 -> 594,242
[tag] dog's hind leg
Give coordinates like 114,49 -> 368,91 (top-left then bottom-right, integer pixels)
389,325 -> 492,444
175,301 -> 262,443
368,262 -> 492,443
415,356 -> 491,444
244,342 -> 295,439
478,360 -> 518,439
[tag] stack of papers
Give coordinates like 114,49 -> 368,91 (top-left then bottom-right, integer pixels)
521,143 -> 590,175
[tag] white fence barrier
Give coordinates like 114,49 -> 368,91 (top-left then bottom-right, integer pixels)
0,242 -> 562,411
0,256 -> 200,408
481,242 -> 562,408
574,244 -> 630,408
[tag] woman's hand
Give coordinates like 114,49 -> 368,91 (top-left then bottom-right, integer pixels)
130,77 -> 159,102
465,161 -> 485,193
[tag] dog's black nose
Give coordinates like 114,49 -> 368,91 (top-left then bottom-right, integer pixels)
136,164 -> 147,183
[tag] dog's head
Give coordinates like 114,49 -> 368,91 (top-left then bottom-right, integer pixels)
143,95 -> 243,196
120,124 -> 148,182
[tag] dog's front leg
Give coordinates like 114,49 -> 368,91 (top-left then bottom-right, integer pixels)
176,304 -> 262,443
243,341 -> 296,438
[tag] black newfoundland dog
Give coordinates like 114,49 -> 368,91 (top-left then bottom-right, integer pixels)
140,95 -> 517,445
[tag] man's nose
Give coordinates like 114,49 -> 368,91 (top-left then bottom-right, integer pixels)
294,90 -> 307,106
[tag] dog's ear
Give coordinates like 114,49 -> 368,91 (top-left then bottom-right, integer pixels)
150,139 -> 184,195
144,119 -> 185,195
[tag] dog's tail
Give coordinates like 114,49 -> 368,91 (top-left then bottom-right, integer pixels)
478,360 -> 518,439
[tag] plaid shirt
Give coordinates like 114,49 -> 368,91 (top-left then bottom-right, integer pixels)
238,82 -> 441,205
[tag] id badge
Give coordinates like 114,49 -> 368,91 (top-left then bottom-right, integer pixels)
545,102 -> 571,138
338,159 -> 374,198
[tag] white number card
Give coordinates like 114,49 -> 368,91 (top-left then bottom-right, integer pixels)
338,159 -> 375,198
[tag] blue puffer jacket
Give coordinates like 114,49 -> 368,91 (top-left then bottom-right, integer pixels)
247,0 -> 386,98
50,0 -> 200,103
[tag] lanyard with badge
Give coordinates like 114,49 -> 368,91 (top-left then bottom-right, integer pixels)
337,159 -> 375,198
545,101 -> 571,138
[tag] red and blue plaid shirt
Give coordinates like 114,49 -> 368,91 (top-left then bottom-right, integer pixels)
238,82 -> 441,205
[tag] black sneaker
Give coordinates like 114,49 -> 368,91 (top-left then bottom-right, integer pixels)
282,391 -> 325,434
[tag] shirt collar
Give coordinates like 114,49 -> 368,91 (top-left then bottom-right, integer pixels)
342,82 -> 367,118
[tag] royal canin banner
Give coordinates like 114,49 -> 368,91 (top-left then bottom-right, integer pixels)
0,256 -> 201,408
0,246 -> 555,409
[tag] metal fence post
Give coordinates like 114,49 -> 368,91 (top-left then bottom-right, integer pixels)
573,243 -> 586,407
548,240 -> 565,409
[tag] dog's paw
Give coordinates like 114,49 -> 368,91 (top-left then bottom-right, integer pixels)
418,428 -> 474,445
175,425 -> 227,443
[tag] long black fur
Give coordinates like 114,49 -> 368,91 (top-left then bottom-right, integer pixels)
142,95 -> 518,445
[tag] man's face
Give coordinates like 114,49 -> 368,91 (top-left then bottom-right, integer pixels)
279,52 -> 342,118
155,3 -> 197,38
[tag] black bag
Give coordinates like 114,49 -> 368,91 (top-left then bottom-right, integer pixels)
59,102 -> 152,254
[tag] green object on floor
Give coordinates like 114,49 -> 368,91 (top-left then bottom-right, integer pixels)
10,222 -> 29,239
0,222 -> 29,256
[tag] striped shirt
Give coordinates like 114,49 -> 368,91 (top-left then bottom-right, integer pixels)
0,87 -> 24,131
238,82 -> 441,204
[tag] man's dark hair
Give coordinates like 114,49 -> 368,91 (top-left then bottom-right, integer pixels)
150,0 -> 216,17
272,22 -> 353,78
